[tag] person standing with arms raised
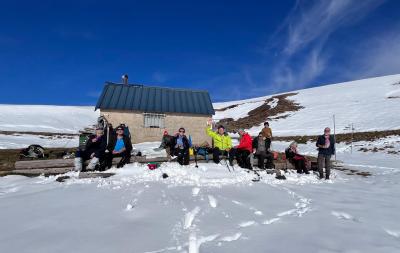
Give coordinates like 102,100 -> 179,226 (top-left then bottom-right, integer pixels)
206,119 -> 232,164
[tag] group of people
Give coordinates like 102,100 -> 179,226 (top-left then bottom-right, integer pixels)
75,119 -> 335,180
74,125 -> 132,172
204,120 -> 335,180
283,127 -> 335,179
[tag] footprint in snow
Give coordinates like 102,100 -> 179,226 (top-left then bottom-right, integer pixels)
192,187 -> 200,196
208,195 -> 218,208
188,232 -> 219,253
384,229 -> 400,239
263,217 -> 280,225
184,207 -> 201,229
238,221 -> 256,228
331,211 -> 360,222
277,209 -> 296,217
125,199 -> 138,211
219,232 -> 242,242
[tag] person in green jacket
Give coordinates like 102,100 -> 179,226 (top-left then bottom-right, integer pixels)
206,119 -> 233,164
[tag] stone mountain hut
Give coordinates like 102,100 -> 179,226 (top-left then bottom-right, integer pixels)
95,79 -> 215,144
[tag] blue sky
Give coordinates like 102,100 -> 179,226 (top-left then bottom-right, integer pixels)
1,0 -> 400,105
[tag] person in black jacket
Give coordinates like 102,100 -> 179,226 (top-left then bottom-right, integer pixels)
104,125 -> 133,169
171,127 -> 190,165
285,142 -> 309,174
252,132 -> 273,170
253,132 -> 286,179
316,127 -> 335,179
74,128 -> 107,171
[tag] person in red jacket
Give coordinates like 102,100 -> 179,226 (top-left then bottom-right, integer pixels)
229,129 -> 253,169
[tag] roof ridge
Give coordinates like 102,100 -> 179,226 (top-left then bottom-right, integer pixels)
104,82 -> 209,93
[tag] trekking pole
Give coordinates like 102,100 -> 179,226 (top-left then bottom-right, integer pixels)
228,152 -> 235,172
333,115 -> 336,162
222,156 -> 231,172
194,148 -> 199,168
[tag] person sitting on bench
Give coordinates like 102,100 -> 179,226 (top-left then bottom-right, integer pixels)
252,132 -> 273,170
105,125 -> 132,169
157,130 -> 175,157
229,129 -> 253,169
285,142 -> 309,174
74,128 -> 107,172
252,132 -> 286,179
205,119 -> 232,164
171,127 -> 190,165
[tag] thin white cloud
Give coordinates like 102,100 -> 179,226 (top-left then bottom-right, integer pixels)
282,0 -> 385,55
269,0 -> 385,90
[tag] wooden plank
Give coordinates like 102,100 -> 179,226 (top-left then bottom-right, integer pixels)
15,159 -> 74,170
14,155 -> 296,171
10,167 -> 73,177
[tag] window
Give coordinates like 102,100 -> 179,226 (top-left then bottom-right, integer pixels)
144,113 -> 165,128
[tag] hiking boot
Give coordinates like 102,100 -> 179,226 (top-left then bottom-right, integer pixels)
229,161 -> 234,167
276,175 -> 286,180
325,175 -> 330,180
304,171 -> 310,174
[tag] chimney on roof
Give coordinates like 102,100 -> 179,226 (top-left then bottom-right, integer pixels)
122,74 -> 129,85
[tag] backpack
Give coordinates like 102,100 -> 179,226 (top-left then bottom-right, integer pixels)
20,145 -> 45,159
195,147 -> 209,162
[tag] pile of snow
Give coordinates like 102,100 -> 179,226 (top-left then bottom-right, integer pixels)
214,74 -> 400,136
0,105 -> 98,134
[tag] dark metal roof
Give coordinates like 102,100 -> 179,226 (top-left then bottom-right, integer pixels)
95,82 -> 215,115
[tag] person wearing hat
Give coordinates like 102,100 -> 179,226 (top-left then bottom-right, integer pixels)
206,119 -> 232,164
261,122 -> 272,150
229,128 -> 253,168
157,129 -> 175,157
104,125 -> 133,169
74,128 -> 107,172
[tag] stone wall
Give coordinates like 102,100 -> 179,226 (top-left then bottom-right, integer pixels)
100,110 -> 212,145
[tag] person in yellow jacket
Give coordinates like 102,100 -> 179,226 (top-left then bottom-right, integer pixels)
206,119 -> 232,164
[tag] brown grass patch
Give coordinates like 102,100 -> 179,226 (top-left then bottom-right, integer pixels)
217,93 -> 304,132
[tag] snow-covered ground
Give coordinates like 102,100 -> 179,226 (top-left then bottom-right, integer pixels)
214,74 -> 400,136
1,141 -> 400,253
0,105 -> 98,134
0,134 -> 78,149
0,75 -> 399,251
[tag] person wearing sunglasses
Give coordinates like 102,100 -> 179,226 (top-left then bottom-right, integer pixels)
171,127 -> 190,165
316,127 -> 335,179
104,125 -> 132,169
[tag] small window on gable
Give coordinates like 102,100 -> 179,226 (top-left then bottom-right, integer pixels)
144,113 -> 165,128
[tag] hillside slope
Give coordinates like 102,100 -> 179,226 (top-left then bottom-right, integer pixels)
0,105 -> 99,134
214,74 -> 400,136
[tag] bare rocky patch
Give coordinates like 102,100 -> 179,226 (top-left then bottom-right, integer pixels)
217,93 -> 304,132
214,104 -> 240,112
